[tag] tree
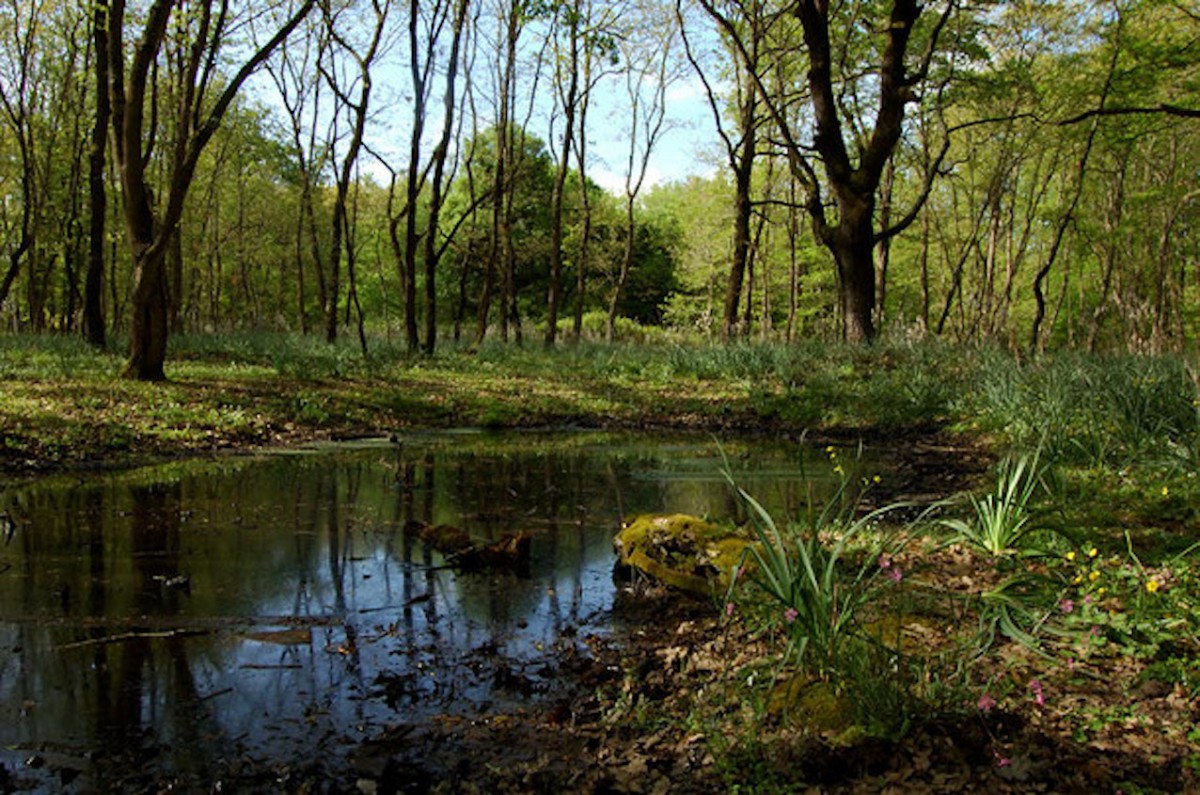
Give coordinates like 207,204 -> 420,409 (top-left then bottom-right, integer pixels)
0,0 -> 52,318
103,0 -> 315,380
679,0 -> 770,339
568,0 -> 621,342
697,0 -> 960,343
448,124 -> 557,333
394,0 -> 471,354
318,0 -> 390,350
544,0 -> 583,347
605,0 -> 679,342
86,1 -> 111,347
265,11 -> 333,335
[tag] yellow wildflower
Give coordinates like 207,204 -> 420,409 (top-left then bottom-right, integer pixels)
1065,551 -> 1077,562
1146,579 -> 1161,594
1088,547 -> 1098,558
1161,486 -> 1170,498
1073,575 -> 1083,585
1088,570 -> 1100,582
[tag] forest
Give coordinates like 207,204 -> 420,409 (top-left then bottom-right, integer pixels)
1,0 -> 1197,375
5,1 -> 1200,792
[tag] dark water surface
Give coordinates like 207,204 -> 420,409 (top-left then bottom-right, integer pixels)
0,431 -> 854,790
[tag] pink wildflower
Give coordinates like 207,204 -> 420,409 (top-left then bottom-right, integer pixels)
888,566 -> 903,583
977,693 -> 997,712
1059,598 -> 1074,614
878,554 -> 893,569
996,756 -> 1011,768
783,607 -> 799,624
1028,678 -> 1045,707
724,602 -> 735,618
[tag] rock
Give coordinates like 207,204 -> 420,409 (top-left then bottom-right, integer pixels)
768,676 -> 856,737
613,514 -> 753,597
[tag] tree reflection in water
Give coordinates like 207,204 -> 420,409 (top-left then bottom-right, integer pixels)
0,432 -> 852,788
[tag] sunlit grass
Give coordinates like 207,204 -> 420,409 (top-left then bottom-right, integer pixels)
4,330 -> 1200,495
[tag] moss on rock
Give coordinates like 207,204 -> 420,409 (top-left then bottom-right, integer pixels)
614,513 -> 753,597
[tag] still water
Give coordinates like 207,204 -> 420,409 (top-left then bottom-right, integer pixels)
0,431 -> 855,789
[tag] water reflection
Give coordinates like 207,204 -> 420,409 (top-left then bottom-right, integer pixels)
0,432 -> 858,788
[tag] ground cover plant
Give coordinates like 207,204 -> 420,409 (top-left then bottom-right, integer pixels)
670,388 -> 1200,791
3,333 -> 1200,790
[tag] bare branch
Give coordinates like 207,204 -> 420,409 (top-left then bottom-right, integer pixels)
1059,103 -> 1200,124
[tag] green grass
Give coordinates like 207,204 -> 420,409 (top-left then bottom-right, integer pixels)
3,331 -> 1200,490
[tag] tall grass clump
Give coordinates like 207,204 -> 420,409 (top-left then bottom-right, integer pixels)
936,448 -> 1074,654
973,349 -> 1200,470
752,338 -> 967,428
722,450 -> 937,738
938,451 -> 1063,559
665,340 -> 816,381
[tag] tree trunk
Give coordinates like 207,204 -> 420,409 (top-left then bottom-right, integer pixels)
125,245 -> 170,381
474,3 -> 520,349
85,59 -> 108,348
545,4 -> 580,348
422,0 -> 469,355
571,16 -> 595,344
831,199 -> 876,344
403,0 -> 426,353
606,198 -> 636,342
723,147 -> 754,339
722,79 -> 757,340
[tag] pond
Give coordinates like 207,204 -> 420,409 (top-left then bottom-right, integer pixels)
0,431 -> 864,790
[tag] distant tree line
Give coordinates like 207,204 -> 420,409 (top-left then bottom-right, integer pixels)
0,0 -> 1196,378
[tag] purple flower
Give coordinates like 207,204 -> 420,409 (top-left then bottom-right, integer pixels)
1028,678 -> 1045,707
1059,598 -> 1075,614
888,566 -> 903,583
783,607 -> 798,624
977,693 -> 997,712
724,602 -> 735,618
878,554 -> 893,569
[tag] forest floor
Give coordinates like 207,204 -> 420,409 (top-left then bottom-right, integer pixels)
347,582 -> 1200,795
3,336 -> 1200,792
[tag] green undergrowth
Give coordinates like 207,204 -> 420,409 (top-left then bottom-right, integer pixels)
3,332 -> 1200,483
657,444 -> 1200,791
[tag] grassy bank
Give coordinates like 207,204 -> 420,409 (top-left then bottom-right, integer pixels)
0,333 -> 956,475
2,333 -> 1199,476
